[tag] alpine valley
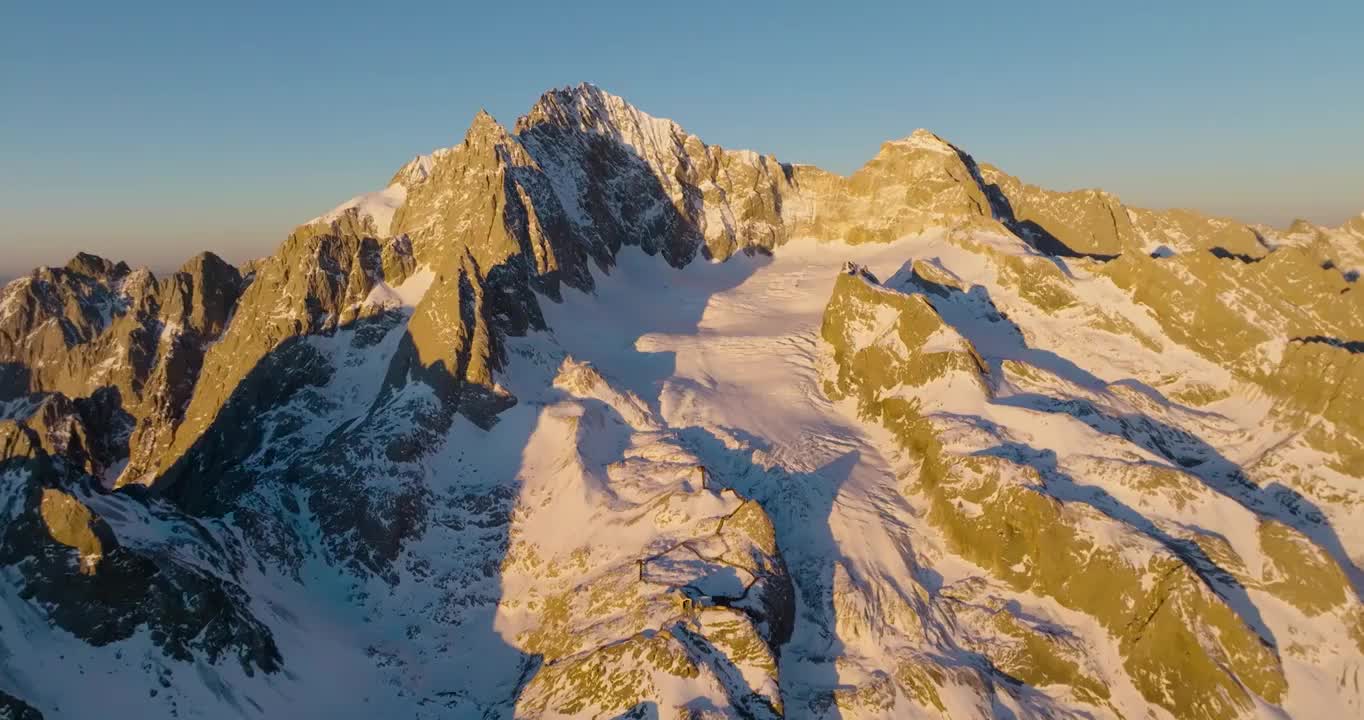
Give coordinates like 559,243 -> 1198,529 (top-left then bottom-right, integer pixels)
2,84 -> 1362,720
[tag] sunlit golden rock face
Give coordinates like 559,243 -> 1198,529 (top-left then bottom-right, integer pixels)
39,488 -> 103,575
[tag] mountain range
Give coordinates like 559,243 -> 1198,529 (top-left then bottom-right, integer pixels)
1,83 -> 1361,719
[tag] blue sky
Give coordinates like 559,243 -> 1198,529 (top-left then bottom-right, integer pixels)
3,1 -> 1362,276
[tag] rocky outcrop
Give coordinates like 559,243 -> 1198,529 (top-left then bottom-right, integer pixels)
1258,213 -> 1364,280
819,267 -> 1292,720
0,410 -> 280,683
0,690 -> 43,720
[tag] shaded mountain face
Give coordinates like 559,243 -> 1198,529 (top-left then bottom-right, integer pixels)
1,83 -> 1361,719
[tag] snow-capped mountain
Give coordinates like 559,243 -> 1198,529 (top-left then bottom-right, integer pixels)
1,83 -> 1361,720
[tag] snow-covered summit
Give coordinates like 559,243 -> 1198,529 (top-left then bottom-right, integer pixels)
886,128 -> 959,154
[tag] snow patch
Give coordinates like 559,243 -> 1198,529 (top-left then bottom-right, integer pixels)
362,266 -> 434,311
309,184 -> 407,236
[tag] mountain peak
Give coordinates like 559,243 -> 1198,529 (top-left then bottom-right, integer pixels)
174,250 -> 234,278
64,252 -> 129,280
519,82 -> 614,121
515,82 -> 680,144
465,108 -> 507,138
884,128 -> 959,155
1286,217 -> 1319,234
456,108 -> 537,174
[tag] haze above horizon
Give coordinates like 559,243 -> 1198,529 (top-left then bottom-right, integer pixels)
3,0 -> 1362,278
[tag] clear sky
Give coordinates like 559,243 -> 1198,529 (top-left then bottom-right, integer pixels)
3,1 -> 1362,278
